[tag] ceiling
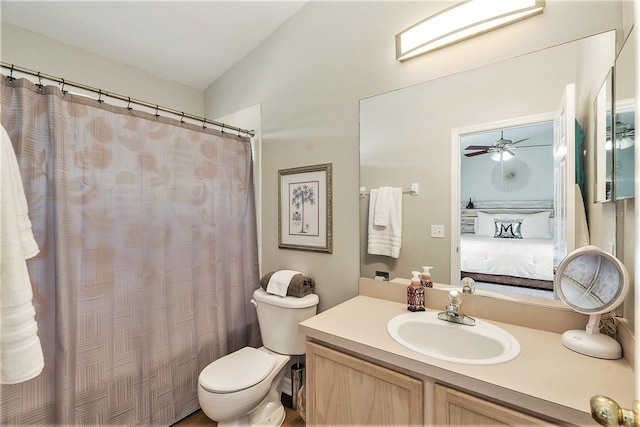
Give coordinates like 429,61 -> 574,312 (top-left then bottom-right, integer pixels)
0,1 -> 307,90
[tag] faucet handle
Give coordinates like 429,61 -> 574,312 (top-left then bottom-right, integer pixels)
448,290 -> 462,305
461,277 -> 476,294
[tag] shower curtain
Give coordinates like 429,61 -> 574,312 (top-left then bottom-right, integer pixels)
0,76 -> 261,425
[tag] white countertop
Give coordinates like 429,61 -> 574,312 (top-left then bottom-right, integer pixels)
299,295 -> 634,426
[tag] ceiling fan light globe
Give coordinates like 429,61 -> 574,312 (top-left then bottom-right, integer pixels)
491,152 -> 502,161
617,135 -> 634,149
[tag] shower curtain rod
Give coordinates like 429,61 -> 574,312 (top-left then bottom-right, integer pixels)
1,62 -> 255,137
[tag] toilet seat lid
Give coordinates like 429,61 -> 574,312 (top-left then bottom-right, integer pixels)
199,347 -> 276,393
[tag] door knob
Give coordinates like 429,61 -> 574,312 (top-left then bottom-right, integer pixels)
591,396 -> 640,426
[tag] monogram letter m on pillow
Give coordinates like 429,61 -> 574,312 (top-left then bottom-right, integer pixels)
494,219 -> 523,239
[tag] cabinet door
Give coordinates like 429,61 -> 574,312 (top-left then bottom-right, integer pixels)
434,384 -> 557,426
306,341 -> 423,426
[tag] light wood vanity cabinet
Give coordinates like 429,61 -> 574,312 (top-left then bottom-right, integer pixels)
306,341 -> 565,426
434,384 -> 558,426
306,341 -> 424,426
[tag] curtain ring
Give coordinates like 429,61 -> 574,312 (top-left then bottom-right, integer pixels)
8,64 -> 15,83
180,112 -> 185,123
221,124 -> 225,134
127,97 -> 132,111
154,105 -> 160,117
60,78 -> 67,95
36,72 -> 43,90
202,118 -> 207,129
97,89 -> 104,103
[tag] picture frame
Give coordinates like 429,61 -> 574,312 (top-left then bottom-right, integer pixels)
278,163 -> 333,253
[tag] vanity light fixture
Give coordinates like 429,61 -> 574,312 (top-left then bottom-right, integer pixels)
396,0 -> 545,61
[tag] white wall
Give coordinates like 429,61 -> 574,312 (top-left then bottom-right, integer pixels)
1,22 -> 204,116
204,1 -> 623,312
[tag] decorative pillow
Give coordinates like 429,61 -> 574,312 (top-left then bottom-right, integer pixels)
494,220 -> 523,239
476,211 -> 552,239
477,211 -> 522,236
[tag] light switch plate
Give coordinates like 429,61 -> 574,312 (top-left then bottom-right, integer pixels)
431,225 -> 445,238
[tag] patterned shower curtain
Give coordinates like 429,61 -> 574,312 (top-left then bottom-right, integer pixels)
0,76 -> 261,425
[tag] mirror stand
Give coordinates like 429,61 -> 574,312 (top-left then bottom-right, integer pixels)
561,313 -> 621,359
555,245 -> 629,360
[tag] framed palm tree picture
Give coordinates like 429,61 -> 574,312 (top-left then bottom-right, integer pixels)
278,163 -> 332,253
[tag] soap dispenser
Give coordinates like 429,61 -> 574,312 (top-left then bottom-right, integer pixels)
407,271 -> 425,312
421,266 -> 433,288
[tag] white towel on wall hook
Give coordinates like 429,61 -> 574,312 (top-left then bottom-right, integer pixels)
373,186 -> 393,226
367,187 -> 402,258
0,124 -> 44,384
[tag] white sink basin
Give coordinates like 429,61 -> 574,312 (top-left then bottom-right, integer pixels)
387,311 -> 520,365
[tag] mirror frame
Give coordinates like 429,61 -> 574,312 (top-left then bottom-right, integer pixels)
555,245 -> 629,314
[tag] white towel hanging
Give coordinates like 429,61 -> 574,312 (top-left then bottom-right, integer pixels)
0,124 -> 44,384
367,187 -> 402,258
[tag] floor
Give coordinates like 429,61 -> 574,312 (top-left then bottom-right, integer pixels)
172,394 -> 305,426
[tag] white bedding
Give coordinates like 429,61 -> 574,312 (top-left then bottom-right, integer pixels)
460,234 -> 554,281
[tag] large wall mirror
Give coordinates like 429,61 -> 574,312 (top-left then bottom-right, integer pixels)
360,31 -> 625,310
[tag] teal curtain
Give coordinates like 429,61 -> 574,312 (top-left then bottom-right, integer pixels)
575,119 -> 585,201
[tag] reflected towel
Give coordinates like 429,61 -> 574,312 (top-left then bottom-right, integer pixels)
266,270 -> 303,297
367,188 -> 402,258
1,124 -> 44,384
373,186 -> 393,226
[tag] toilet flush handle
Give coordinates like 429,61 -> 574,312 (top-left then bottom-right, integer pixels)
250,299 -> 257,308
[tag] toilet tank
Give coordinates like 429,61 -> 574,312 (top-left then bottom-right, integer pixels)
252,288 -> 319,355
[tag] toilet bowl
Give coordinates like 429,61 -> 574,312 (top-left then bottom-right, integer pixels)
198,347 -> 290,426
197,288 -> 319,426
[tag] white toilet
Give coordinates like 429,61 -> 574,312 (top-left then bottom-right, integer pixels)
197,288 -> 319,426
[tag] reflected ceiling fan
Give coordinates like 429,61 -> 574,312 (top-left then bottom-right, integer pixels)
607,121 -> 635,149
464,131 -> 549,161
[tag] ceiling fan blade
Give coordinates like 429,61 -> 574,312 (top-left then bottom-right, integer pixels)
464,150 -> 490,157
506,149 -> 516,156
464,145 -> 494,150
509,138 -> 530,145
512,144 -> 552,148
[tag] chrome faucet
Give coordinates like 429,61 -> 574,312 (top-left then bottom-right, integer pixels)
438,290 -> 476,326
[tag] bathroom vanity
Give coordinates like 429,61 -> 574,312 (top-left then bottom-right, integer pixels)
299,279 -> 634,426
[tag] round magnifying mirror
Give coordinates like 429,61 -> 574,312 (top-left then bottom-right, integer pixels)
555,245 -> 629,359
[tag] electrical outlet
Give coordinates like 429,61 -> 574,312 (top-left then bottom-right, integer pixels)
431,225 -> 445,238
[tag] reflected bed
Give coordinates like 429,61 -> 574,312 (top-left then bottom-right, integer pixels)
460,205 -> 555,290
460,234 -> 554,290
